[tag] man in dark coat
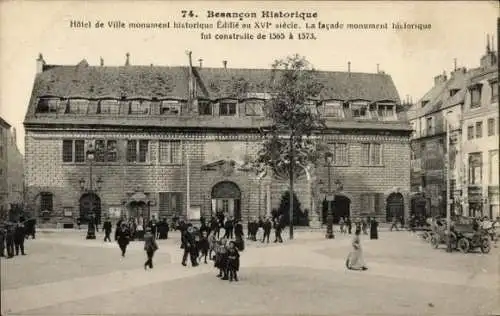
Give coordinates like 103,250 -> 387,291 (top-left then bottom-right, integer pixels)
210,216 -> 220,238
103,217 -> 112,242
86,215 -> 97,240
223,218 -> 234,239
157,217 -> 169,239
234,220 -> 245,251
370,217 -> 379,239
14,220 -> 26,256
274,215 -> 283,243
346,217 -> 352,234
262,217 -> 272,243
181,225 -> 198,267
5,223 -> 15,258
226,241 -> 240,282
115,222 -> 130,257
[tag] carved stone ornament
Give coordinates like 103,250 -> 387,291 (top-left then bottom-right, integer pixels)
220,160 -> 236,177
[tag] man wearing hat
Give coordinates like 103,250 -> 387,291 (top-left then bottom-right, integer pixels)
181,224 -> 198,267
143,226 -> 158,270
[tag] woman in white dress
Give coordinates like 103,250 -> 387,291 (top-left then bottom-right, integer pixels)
346,228 -> 368,271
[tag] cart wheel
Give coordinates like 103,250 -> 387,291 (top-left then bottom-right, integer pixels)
431,236 -> 439,248
457,238 -> 469,254
480,238 -> 491,254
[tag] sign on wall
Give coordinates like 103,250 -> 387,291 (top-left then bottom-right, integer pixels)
204,141 -> 248,165
187,205 -> 201,220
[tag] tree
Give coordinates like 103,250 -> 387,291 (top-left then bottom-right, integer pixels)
253,54 -> 328,239
278,190 -> 309,226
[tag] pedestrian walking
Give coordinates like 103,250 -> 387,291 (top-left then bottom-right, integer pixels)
262,217 -> 272,243
345,228 -> 367,271
226,241 -> 240,282
234,219 -> 245,251
181,225 -> 198,267
223,217 -> 234,239
14,220 -> 26,256
115,222 -> 130,257
274,215 -> 283,243
103,217 -> 112,242
390,216 -> 399,231
5,223 -> 15,258
346,217 -> 352,234
370,217 -> 379,240
144,227 -> 158,270
339,217 -> 345,234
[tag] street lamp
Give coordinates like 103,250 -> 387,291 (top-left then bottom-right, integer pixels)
324,152 -> 335,239
79,144 -> 104,240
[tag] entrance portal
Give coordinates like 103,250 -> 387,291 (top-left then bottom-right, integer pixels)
79,193 -> 101,225
387,193 -> 404,224
211,181 -> 242,220
322,195 -> 351,224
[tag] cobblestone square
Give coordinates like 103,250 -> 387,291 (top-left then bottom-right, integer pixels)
1,229 -> 499,316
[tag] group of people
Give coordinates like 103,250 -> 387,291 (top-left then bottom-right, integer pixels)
339,216 -> 379,240
0,217 -> 35,258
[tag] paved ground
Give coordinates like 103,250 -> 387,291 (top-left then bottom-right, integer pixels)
1,228 -> 499,316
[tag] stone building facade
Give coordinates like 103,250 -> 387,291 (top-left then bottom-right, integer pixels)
0,117 -> 24,219
462,43 -> 499,219
23,54 -> 411,226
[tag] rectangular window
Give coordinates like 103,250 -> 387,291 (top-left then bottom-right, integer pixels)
126,140 -> 137,162
323,102 -> 343,118
490,150 -> 499,185
476,121 -> 483,138
160,101 -> 180,116
467,125 -> 474,140
94,140 -> 117,162
361,143 -> 382,166
40,192 -> 53,212
377,104 -> 395,120
67,99 -> 88,114
159,141 -> 182,164
129,100 -> 150,115
62,140 -> 85,163
139,140 -> 149,162
330,143 -> 349,165
36,98 -> 59,113
468,152 -> 482,185
426,117 -> 434,135
491,82 -> 498,102
245,101 -> 264,116
98,100 -> 120,115
198,100 -> 212,115
470,87 -> 482,108
488,118 -> 495,136
159,192 -> 183,217
351,103 -> 367,118
220,101 -> 237,116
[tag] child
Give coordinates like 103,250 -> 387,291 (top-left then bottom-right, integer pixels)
215,238 -> 228,280
208,233 -> 217,260
198,231 -> 210,264
226,241 -> 240,282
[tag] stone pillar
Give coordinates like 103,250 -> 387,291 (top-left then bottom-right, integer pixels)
266,183 -> 272,216
309,179 -> 321,228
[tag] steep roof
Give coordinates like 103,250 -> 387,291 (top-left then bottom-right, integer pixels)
24,61 -> 406,131
0,116 -> 12,128
408,68 -> 482,119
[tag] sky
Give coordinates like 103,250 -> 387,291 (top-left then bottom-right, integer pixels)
0,1 -> 498,154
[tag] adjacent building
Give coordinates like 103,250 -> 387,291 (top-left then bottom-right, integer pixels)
23,53 -> 412,226
409,37 -> 499,219
462,42 -> 499,219
0,117 -> 24,219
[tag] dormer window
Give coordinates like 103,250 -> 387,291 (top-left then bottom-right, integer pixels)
351,102 -> 368,118
219,100 -> 237,116
198,100 -> 213,116
66,99 -> 88,114
377,103 -> 395,121
129,100 -> 150,115
449,89 -> 459,97
421,100 -> 429,108
98,100 -> 120,115
323,101 -> 343,118
160,100 -> 180,116
490,80 -> 498,102
36,97 -> 59,113
245,100 -> 264,116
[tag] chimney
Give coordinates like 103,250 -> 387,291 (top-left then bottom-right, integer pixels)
376,63 -> 380,73
198,58 -> 203,68
454,58 -> 457,71
487,34 -> 491,53
348,61 -> 351,74
223,60 -> 227,69
434,71 -> 447,85
186,50 -> 195,100
186,50 -> 193,68
125,52 -> 130,66
36,53 -> 45,74
100,57 -> 104,67
11,127 -> 16,145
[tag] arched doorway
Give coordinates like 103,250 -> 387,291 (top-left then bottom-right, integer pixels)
211,181 -> 242,220
322,194 -> 351,224
79,193 -> 101,224
387,193 -> 404,224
